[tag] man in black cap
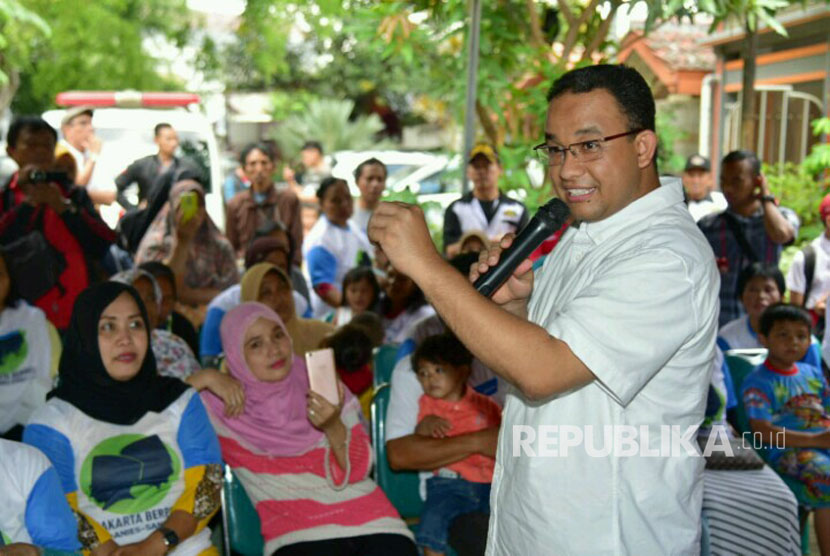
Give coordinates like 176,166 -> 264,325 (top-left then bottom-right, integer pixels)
682,154 -> 725,222
442,143 -> 528,256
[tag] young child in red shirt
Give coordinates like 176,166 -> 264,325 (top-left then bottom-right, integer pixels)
413,333 -> 501,556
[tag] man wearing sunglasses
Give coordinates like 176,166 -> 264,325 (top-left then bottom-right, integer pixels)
368,65 -> 718,555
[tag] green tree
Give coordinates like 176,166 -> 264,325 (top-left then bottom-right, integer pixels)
228,1 -> 703,209
12,0 -> 199,114
274,98 -> 393,159
698,0 -> 795,149
0,0 -> 49,111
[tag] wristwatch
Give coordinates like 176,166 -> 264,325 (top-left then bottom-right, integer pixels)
761,194 -> 778,205
158,527 -> 180,552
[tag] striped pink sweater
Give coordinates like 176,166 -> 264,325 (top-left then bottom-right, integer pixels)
211,397 -> 412,554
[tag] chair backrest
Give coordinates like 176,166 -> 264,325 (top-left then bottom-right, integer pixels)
373,343 -> 401,388
370,342 -> 424,519
371,383 -> 425,520
221,464 -> 264,556
724,349 -> 766,434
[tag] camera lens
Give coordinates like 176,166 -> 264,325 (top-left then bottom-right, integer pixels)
28,170 -> 46,183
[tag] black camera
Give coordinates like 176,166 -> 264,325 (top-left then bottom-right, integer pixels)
28,170 -> 69,185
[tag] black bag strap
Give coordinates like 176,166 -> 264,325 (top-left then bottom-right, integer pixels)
723,212 -> 760,263
803,244 -> 817,306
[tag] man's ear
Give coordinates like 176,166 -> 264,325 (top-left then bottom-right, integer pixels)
758,333 -> 770,349
635,130 -> 658,170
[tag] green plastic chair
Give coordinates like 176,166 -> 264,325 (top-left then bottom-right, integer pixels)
370,344 -> 424,520
373,343 -> 401,387
221,464 -> 264,556
725,349 -> 812,555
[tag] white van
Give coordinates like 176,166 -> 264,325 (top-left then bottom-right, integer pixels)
42,92 -> 224,231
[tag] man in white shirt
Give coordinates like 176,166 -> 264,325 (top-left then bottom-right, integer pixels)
683,154 -> 726,222
787,193 -> 830,324
58,106 -> 114,206
369,64 -> 719,555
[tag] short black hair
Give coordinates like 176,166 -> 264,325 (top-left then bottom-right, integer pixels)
342,266 -> 381,310
547,64 -> 655,133
252,221 -> 295,267
7,116 -> 57,148
722,150 -> 761,177
759,303 -> 812,336
412,333 -> 473,373
354,158 -> 387,181
323,326 -> 373,372
348,312 -> 384,346
154,123 -> 173,137
737,263 -> 785,300
138,261 -> 177,298
240,142 -> 274,165
302,140 -> 323,154
316,176 -> 347,202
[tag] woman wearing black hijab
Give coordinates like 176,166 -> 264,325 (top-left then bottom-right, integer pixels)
24,282 -> 223,556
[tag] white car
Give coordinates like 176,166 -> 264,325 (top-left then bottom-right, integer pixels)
332,150 -> 541,232
42,92 -> 224,231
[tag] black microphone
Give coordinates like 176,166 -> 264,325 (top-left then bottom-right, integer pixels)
473,198 -> 570,297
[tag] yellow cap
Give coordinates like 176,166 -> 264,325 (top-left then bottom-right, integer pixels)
468,143 -> 499,164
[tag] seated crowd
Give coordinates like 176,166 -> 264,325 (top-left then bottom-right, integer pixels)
1,113 -> 830,556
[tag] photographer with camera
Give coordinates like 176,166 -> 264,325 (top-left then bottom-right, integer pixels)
0,116 -> 116,330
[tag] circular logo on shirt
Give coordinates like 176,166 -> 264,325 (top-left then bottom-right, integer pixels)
0,331 -> 28,376
80,434 -> 181,514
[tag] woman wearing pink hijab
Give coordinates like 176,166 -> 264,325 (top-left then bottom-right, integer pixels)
201,302 -> 415,556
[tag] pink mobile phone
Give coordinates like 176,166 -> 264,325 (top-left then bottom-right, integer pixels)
305,348 -> 339,405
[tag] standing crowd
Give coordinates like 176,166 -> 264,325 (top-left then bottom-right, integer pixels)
2,63 -> 830,556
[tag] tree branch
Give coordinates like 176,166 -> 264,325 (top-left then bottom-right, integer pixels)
526,0 -> 546,48
557,0 -> 576,26
560,0 -> 603,62
581,0 -> 620,61
476,100 -> 500,147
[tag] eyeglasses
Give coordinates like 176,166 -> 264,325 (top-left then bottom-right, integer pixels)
533,129 -> 643,166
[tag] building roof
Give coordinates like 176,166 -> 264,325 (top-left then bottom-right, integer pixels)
617,24 -> 715,96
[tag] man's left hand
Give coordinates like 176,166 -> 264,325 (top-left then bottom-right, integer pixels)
755,173 -> 772,199
367,201 -> 442,281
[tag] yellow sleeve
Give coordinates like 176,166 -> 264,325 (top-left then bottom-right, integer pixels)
47,321 -> 62,379
66,491 -> 112,555
170,464 -> 223,534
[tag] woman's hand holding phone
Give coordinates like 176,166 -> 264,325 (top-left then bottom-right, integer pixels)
307,382 -> 344,432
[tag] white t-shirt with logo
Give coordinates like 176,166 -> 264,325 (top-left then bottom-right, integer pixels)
25,389 -> 221,555
0,303 -> 53,434
0,439 -> 80,550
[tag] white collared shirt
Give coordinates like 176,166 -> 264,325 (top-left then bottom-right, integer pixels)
486,178 -> 719,556
786,232 -> 830,309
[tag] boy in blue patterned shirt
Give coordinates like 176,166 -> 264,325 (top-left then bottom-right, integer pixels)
741,303 -> 830,552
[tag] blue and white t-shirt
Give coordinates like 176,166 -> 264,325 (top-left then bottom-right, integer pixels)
24,389 -> 221,555
0,439 -> 80,551
0,303 -> 53,434
302,217 -> 373,319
